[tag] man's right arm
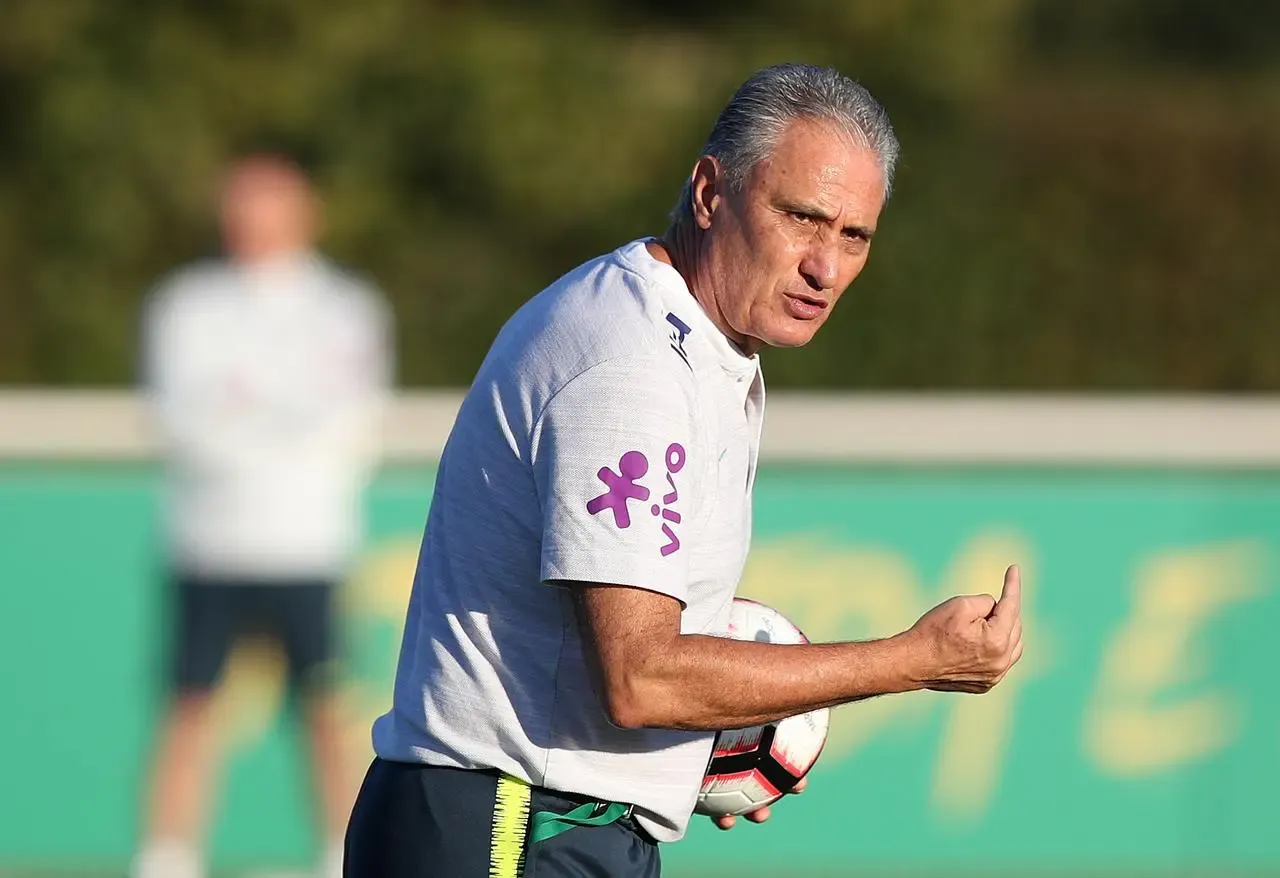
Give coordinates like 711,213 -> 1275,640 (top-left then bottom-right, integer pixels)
530,349 -> 1024,731
572,565 -> 1024,732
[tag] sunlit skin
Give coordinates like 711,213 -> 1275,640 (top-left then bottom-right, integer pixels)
653,117 -> 887,355
218,156 -> 318,265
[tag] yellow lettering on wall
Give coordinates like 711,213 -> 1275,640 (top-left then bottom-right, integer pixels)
740,529 -> 1045,823
737,539 -> 933,757
338,538 -> 421,760
212,638 -> 286,751
1084,542 -> 1263,775
930,532 -> 1043,821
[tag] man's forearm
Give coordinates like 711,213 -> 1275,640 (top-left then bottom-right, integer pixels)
610,633 -> 925,731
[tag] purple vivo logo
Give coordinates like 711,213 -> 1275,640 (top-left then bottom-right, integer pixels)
587,443 -> 687,556
585,450 -> 651,528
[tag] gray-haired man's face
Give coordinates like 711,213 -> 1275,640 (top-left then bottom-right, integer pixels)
691,118 -> 886,353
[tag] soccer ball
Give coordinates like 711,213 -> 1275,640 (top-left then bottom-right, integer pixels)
694,597 -> 830,818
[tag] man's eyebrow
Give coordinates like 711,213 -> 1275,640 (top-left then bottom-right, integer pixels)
776,198 -> 874,240
775,198 -> 835,222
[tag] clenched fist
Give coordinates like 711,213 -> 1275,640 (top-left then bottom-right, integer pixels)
904,564 -> 1024,693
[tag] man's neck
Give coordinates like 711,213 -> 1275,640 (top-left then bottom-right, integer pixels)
232,247 -> 311,271
649,227 -> 755,356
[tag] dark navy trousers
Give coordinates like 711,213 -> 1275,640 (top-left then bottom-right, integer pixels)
344,759 -> 662,877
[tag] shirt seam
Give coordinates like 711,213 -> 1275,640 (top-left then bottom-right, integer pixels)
530,349 -> 692,440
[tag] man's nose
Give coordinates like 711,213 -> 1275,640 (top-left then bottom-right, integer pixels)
799,235 -> 839,292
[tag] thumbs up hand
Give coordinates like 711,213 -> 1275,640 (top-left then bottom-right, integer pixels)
903,565 -> 1025,694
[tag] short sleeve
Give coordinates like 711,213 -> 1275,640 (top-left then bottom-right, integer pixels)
533,356 -> 701,605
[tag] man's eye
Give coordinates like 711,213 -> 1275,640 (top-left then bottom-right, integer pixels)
790,211 -> 815,224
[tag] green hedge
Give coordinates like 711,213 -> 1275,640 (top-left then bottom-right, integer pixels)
1,0 -> 1278,389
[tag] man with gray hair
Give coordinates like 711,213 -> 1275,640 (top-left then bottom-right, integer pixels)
345,63 -> 1023,877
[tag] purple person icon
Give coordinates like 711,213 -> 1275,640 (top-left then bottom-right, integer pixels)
586,450 -> 651,529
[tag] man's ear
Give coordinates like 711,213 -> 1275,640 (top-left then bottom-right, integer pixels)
690,156 -> 723,231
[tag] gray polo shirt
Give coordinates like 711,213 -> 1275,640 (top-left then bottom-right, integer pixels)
372,239 -> 763,841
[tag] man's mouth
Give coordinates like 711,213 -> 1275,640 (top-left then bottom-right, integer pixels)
783,292 -> 828,319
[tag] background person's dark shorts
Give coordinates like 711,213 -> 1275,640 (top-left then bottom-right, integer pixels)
170,573 -> 337,695
344,759 -> 662,877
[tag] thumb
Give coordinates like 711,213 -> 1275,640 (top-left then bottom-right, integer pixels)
989,565 -> 1022,625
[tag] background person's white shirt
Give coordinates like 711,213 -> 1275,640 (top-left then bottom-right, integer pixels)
372,240 -> 764,842
143,251 -> 393,580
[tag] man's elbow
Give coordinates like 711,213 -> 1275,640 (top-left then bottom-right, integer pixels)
601,674 -> 665,730
604,698 -> 647,731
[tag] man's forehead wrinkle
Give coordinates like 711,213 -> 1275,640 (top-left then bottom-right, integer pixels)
750,124 -> 885,226
796,167 -> 862,221
815,162 -> 844,185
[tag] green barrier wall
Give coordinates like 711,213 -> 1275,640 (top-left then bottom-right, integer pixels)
1,464 -> 1277,875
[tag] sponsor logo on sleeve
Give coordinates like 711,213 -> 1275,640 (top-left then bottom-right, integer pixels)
586,442 -> 687,555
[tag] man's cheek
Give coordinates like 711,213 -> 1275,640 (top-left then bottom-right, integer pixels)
841,251 -> 870,287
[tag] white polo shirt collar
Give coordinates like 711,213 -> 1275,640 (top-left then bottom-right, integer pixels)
619,239 -> 761,385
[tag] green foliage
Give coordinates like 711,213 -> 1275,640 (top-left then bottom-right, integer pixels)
0,0 -> 1277,388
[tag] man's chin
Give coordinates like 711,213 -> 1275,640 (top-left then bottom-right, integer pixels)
760,321 -> 824,350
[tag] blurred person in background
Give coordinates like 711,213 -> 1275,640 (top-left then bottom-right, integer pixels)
134,154 -> 394,878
